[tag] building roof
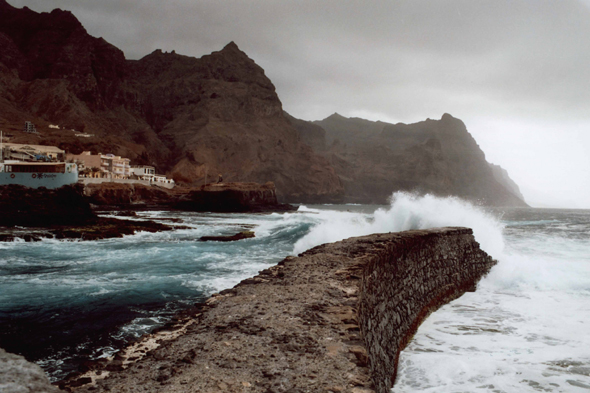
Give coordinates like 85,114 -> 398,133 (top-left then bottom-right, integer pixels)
2,143 -> 64,154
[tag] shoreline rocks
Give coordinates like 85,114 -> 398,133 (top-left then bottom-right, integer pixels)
199,230 -> 255,242
84,181 -> 297,213
0,217 -> 182,242
0,181 -> 294,241
0,348 -> 60,393
172,182 -> 296,213
0,184 -> 95,227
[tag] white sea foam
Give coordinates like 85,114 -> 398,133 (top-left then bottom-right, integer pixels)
292,195 -> 590,392
382,199 -> 590,392
3,200 -> 588,388
293,192 -> 505,256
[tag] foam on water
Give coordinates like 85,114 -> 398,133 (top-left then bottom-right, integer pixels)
2,197 -> 589,389
293,194 -> 590,391
376,198 -> 590,392
0,209 -> 315,380
294,193 -> 504,256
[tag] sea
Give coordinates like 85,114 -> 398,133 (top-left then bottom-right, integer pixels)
0,193 -> 589,392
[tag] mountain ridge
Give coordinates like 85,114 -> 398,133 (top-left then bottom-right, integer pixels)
0,1 -> 526,206
289,112 -> 527,206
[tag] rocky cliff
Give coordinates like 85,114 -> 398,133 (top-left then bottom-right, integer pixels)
0,0 -> 343,202
60,227 -> 495,393
0,184 -> 95,227
83,181 -> 296,212
287,112 -> 528,206
172,182 -> 296,213
489,162 -> 525,202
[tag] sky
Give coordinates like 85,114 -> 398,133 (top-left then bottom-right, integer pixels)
9,0 -> 590,208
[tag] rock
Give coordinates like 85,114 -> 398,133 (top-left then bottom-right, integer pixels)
489,162 -> 526,202
0,184 -> 96,227
84,182 -> 171,206
83,181 -> 296,212
287,112 -> 528,206
173,182 -> 296,212
67,227 -> 495,393
0,347 -> 59,392
199,231 -> 255,242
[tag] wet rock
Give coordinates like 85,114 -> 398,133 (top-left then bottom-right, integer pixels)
199,231 -> 255,242
0,347 -> 59,392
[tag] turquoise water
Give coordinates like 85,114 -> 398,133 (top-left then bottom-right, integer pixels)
0,210 -> 315,380
1,195 -> 589,391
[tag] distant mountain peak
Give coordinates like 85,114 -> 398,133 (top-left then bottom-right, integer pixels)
223,41 -> 240,51
325,112 -> 345,120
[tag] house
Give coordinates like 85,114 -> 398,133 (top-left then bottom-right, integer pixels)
131,165 -> 175,186
130,165 -> 155,180
68,151 -> 130,179
1,143 -> 65,162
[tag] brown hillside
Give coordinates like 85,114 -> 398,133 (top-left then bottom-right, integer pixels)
0,1 -> 343,202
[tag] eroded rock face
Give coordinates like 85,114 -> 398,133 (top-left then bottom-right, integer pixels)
287,112 -> 528,206
0,2 -> 343,202
172,182 -> 296,212
83,181 -> 295,212
0,348 -> 59,393
66,227 -> 495,393
0,184 -> 96,227
489,162 -> 526,202
83,182 -> 172,206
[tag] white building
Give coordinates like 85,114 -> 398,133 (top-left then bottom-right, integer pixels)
131,165 -> 155,180
131,165 -> 174,186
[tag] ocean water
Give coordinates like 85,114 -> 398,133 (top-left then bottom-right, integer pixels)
1,194 -> 589,392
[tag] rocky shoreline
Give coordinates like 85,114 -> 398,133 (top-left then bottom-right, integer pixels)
54,227 -> 495,393
0,182 -> 294,241
0,216 -> 182,242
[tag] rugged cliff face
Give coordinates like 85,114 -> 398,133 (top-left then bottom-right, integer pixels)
83,181 -> 296,212
287,112 -> 528,206
489,163 -> 526,202
0,1 -> 343,202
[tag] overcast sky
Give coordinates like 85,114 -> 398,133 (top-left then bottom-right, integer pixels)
10,0 -> 590,208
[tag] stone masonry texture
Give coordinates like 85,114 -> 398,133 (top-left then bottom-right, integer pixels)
60,227 -> 495,393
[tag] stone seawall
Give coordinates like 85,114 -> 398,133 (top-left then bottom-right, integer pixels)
54,228 -> 495,392
357,228 -> 495,392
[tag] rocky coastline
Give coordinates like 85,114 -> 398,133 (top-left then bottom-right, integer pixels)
52,227 -> 495,393
0,181 -> 294,241
84,181 -> 296,213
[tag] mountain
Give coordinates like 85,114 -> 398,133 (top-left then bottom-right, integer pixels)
287,112 -> 527,206
0,1 -> 343,202
0,1 -> 526,206
489,163 -> 525,202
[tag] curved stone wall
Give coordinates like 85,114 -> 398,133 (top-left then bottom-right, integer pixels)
50,227 -> 494,392
357,227 -> 496,392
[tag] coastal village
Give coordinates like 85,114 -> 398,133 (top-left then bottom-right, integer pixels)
0,121 -> 175,189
